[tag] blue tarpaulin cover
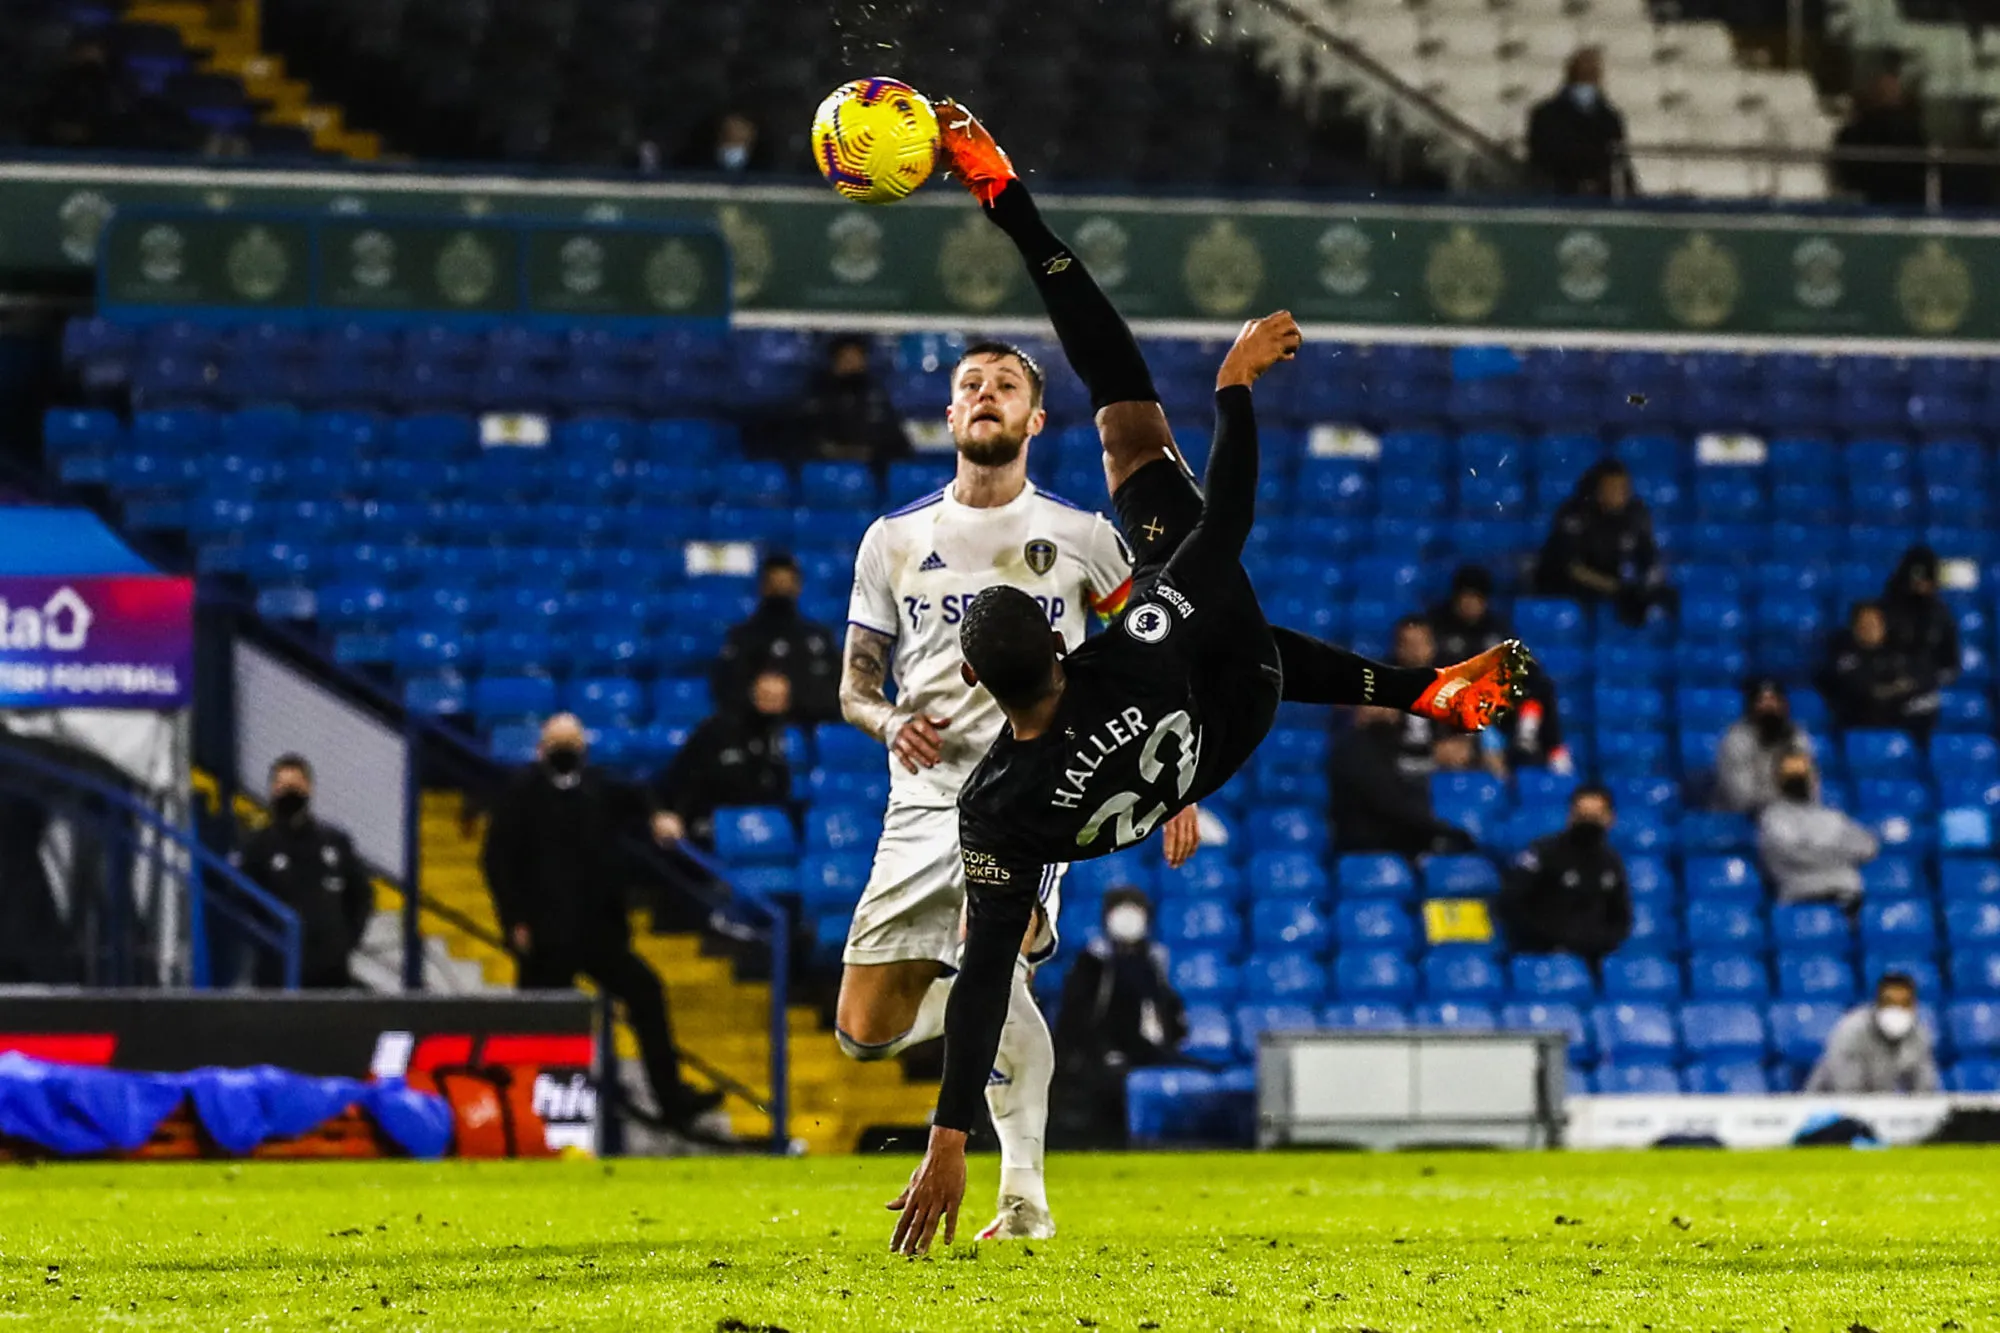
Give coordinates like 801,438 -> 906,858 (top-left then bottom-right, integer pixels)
0,1053 -> 453,1158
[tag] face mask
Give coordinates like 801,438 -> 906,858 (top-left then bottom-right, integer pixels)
1779,775 -> 1813,802
718,143 -> 750,171
272,791 -> 308,822
1569,83 -> 1600,110
759,592 -> 797,616
1875,1005 -> 1916,1042
545,745 -> 584,776
1104,904 -> 1149,945
1755,713 -> 1792,745
1569,820 -> 1607,847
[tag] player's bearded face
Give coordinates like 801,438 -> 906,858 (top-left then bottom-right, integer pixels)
948,357 -> 1042,466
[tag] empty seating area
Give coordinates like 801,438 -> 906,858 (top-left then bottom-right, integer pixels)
44,311 -> 2000,1136
260,0 -> 1375,186
1182,0 -> 1836,199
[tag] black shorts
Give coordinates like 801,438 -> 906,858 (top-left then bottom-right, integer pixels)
1110,459 -> 1281,800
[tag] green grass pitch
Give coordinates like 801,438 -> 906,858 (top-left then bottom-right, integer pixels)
2,1149 -> 1996,1330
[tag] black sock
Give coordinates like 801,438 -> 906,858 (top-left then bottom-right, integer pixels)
1272,627 -> 1433,709
985,181 -> 1158,410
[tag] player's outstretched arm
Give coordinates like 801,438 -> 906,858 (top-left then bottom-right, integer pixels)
1186,312 -> 1301,562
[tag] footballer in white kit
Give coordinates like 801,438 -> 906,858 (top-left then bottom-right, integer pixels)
834,339 -> 1197,1242
842,476 -> 1131,969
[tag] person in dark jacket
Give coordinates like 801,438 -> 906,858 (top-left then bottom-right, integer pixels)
793,335 -> 912,468
1496,784 -> 1631,978
1428,564 -> 1509,665
1882,545 -> 1959,698
1535,458 -> 1673,627
1526,47 -> 1635,197
710,552 -> 841,723
234,754 -> 372,989
1387,615 -> 1442,779
482,714 -> 722,1130
1822,600 -> 1933,732
653,669 -> 795,849
1050,888 -> 1189,1148
1331,708 -> 1478,857
1834,70 -> 1930,207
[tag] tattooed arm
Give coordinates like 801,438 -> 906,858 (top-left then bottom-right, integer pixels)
841,624 -> 949,773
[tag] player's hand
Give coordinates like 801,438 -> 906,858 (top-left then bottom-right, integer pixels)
1162,804 -> 1202,869
1217,310 -> 1302,389
891,714 -> 952,773
888,1127 -> 968,1257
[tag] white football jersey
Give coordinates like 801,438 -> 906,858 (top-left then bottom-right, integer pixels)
848,480 -> 1133,807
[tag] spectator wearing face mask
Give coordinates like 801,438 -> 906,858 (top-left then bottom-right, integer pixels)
1758,748 -> 1879,909
482,713 -> 722,1132
1331,706 -> 1478,858
1822,600 -> 1934,733
1050,889 -> 1189,1148
233,753 -> 372,989
678,110 -> 767,174
1881,545 -> 1959,701
652,668 -> 796,849
1495,784 -> 1630,980
1805,972 -> 1939,1094
1534,459 -> 1673,627
1716,676 -> 1814,814
1527,46 -> 1636,197
792,335 -> 912,469
711,552 -> 841,723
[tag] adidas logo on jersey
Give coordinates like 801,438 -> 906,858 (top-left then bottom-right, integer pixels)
919,551 -> 948,572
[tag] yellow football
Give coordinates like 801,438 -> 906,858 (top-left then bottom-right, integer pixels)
810,77 -> 942,205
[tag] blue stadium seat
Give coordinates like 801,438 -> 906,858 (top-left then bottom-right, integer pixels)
1180,1004 -> 1236,1061
1248,806 -> 1326,855
1159,897 -> 1242,951
1861,856 -> 1927,899
1320,1002 -> 1410,1031
1170,951 -> 1242,1001
1335,854 -> 1414,899
1627,901 -> 1681,952
1678,814 -> 1753,855
1333,900 -> 1414,950
1684,1061 -> 1770,1094
713,807 -> 797,865
1243,951 -> 1328,1000
1413,1001 -> 1498,1030
1625,855 -> 1671,898
1773,902 -> 1852,951
1953,949 -> 2000,997
1161,853 -> 1246,901
1950,1061 -> 2000,1092
1686,901 -> 1766,950
1844,729 -> 1920,778
1947,901 -> 2000,948
1250,897 -> 1331,951
1768,1000 -> 1848,1065
470,675 -> 557,720
1688,951 -> 1769,999
1593,1001 -> 1680,1062
1243,851 -> 1322,897
1334,950 -> 1418,1001
1946,999 -> 2000,1055
1680,1000 -> 1767,1059
1422,854 -> 1501,897
1509,954 -> 1594,1003
1862,900 -> 1938,950
1597,1063 -> 1682,1094
1777,951 -> 1858,1001
1683,855 -> 1763,899
796,853 -> 868,907
1933,734 -> 2000,783
1127,1067 -> 1223,1145
1500,1000 -> 1590,1060
804,806 -> 881,854
1602,952 -> 1681,1001
1943,859 -> 2000,901
1423,948 -> 1505,1001
1513,598 -> 1587,648
1233,1003 -> 1318,1054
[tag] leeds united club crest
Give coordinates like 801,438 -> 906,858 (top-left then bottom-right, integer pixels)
1024,539 -> 1057,576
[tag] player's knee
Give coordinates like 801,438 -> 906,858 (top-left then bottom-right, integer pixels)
835,1026 -> 906,1062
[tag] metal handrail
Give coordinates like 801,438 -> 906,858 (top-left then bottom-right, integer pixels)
0,738 -> 303,988
1240,0 -> 1529,188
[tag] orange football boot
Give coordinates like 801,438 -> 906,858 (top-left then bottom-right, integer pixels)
1414,638 -> 1534,731
934,97 -> 1017,206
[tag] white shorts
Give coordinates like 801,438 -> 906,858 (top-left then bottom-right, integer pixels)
841,801 -> 1065,970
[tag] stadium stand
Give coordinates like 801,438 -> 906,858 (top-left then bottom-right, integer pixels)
45,305 -> 2000,1128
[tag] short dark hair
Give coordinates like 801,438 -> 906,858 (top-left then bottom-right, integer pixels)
1450,564 -> 1495,597
960,586 -> 1058,709
1877,971 -> 1918,999
955,340 -> 1045,408
759,550 -> 799,577
270,753 -> 312,782
1102,886 -> 1153,920
1571,782 -> 1614,811
1393,614 -> 1432,638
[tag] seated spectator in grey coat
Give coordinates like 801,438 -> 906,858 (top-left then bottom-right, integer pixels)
1758,749 -> 1878,908
1805,973 -> 1939,1094
1716,676 -> 1814,814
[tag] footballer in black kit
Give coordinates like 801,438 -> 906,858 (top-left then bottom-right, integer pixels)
888,102 -> 1535,1257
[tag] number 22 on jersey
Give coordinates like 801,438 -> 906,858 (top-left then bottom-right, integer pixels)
1075,710 -> 1202,851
